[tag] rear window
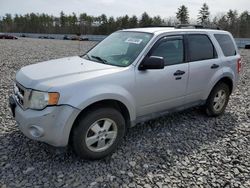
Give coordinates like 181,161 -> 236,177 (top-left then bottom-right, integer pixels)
214,34 -> 236,57
187,34 -> 217,62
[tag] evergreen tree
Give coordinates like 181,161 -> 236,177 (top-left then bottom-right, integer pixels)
152,16 -> 163,26
128,15 -> 138,28
239,11 -> 250,38
68,13 -> 78,34
215,15 -> 228,30
121,15 -> 130,29
197,3 -> 210,25
2,14 -> 13,32
227,10 -> 239,37
98,14 -> 108,34
107,16 -> 116,33
59,11 -> 66,33
139,12 -> 152,27
1,10 -> 250,37
176,5 -> 189,24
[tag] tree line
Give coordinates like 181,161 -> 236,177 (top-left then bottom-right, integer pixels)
0,4 -> 250,37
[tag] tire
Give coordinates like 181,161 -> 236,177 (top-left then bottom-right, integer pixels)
205,82 -> 230,117
72,107 -> 126,160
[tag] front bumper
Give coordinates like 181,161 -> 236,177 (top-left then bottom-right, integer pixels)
9,95 -> 80,147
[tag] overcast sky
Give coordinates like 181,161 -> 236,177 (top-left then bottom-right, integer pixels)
0,0 -> 249,19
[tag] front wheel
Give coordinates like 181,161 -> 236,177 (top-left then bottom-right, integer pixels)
72,107 -> 126,160
205,83 -> 230,117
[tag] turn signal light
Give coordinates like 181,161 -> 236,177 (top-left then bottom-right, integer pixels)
48,92 -> 60,105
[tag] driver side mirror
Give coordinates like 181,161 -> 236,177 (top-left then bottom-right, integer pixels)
139,56 -> 165,70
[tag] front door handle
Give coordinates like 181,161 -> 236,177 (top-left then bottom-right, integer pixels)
174,70 -> 185,76
211,64 -> 219,69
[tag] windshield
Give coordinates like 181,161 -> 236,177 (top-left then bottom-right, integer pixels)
84,31 -> 153,67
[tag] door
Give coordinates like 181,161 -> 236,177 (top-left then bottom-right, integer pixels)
185,34 -> 222,103
135,36 -> 188,117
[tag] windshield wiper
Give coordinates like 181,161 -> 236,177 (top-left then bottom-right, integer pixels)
91,55 -> 108,64
80,53 -> 90,59
85,54 -> 91,60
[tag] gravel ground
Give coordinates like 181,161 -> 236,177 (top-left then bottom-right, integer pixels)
0,38 -> 250,188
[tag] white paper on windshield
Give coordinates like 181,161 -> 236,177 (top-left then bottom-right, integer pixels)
125,38 -> 143,44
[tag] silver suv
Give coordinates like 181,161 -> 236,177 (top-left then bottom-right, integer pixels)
9,27 -> 242,159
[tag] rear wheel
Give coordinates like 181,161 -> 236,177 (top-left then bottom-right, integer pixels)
205,83 -> 230,116
72,107 -> 126,160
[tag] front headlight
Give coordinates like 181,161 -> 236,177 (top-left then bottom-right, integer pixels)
29,90 -> 60,110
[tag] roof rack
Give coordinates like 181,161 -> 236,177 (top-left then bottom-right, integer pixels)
175,24 -> 220,30
143,25 -> 175,28
142,24 -> 221,30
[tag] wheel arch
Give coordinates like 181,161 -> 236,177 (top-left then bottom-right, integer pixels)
216,77 -> 233,94
68,99 -> 132,145
206,76 -> 233,100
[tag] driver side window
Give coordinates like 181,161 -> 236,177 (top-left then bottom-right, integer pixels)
150,37 -> 184,66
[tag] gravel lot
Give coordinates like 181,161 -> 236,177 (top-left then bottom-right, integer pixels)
0,38 -> 250,188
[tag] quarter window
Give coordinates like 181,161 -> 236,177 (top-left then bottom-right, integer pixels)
214,34 -> 236,57
187,34 -> 216,62
150,38 -> 184,66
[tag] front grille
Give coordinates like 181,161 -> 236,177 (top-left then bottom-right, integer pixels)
17,85 -> 24,105
18,85 -> 25,96
14,82 -> 29,109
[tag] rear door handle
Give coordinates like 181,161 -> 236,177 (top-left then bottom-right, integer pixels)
174,70 -> 185,76
211,64 -> 219,69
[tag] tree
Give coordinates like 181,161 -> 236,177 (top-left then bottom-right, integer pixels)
121,15 -> 130,29
1,11 -> 250,37
239,11 -> 250,38
165,16 -> 179,26
107,16 -> 116,33
68,13 -> 78,34
98,14 -> 108,34
227,10 -> 238,25
128,15 -> 138,28
213,10 -> 246,37
197,3 -> 210,25
13,14 -> 21,32
2,14 -> 13,32
60,11 -> 66,28
79,13 -> 94,34
227,10 -> 239,37
152,16 -> 163,26
176,5 -> 189,24
214,14 -> 228,30
139,12 -> 152,27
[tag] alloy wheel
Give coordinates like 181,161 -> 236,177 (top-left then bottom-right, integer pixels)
85,118 -> 118,152
213,89 -> 227,112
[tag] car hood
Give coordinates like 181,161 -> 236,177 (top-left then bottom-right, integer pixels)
16,56 -> 120,90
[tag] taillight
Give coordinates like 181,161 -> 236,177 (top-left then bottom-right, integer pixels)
237,58 -> 242,74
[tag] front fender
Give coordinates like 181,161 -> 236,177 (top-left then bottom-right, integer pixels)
63,84 -> 136,122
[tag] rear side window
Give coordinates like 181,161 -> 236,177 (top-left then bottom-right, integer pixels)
187,34 -> 217,62
214,34 -> 236,57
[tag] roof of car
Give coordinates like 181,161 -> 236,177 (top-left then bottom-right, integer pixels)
122,27 -> 229,35
123,27 -> 175,33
